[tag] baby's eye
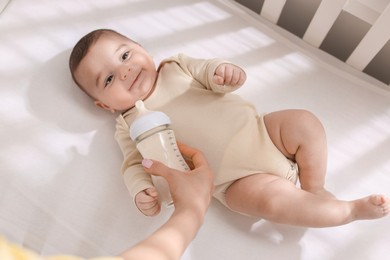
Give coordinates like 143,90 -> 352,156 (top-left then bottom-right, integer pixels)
121,51 -> 129,61
105,75 -> 113,87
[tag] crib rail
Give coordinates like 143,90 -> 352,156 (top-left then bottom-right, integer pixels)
234,0 -> 390,86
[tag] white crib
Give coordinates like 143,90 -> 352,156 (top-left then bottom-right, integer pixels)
1,0 -> 390,259
235,0 -> 390,86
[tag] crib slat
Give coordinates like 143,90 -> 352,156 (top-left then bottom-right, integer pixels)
346,4 -> 390,71
260,0 -> 286,24
343,0 -> 379,25
303,0 -> 348,47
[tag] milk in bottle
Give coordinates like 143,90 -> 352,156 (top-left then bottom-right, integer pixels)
129,100 -> 190,207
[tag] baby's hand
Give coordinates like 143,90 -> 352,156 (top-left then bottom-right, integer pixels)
213,63 -> 246,87
135,187 -> 161,216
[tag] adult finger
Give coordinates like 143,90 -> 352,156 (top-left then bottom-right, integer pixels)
142,159 -> 179,179
177,142 -> 208,169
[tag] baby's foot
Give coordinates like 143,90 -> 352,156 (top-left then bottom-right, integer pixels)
352,195 -> 390,220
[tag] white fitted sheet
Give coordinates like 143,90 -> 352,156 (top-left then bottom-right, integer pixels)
1,0 -> 390,259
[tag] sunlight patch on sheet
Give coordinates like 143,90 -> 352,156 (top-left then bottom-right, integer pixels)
122,2 -> 231,40
4,0 -> 136,21
1,32 -> 65,73
0,1 -> 236,75
155,27 -> 275,60
246,52 -> 316,88
0,1 -> 231,73
60,0 -> 136,13
198,27 -> 275,57
329,111 -> 390,173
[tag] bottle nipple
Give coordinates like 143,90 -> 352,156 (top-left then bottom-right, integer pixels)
135,100 -> 147,115
129,100 -> 171,141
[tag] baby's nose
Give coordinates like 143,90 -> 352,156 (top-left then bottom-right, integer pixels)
120,66 -> 130,80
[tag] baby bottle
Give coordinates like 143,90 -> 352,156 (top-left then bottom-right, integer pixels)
129,100 -> 190,207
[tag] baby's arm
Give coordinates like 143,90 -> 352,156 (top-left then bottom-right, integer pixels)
163,54 -> 247,93
115,115 -> 160,216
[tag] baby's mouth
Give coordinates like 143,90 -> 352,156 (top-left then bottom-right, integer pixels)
128,71 -> 141,91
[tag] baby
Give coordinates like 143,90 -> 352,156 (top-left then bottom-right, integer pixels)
69,29 -> 389,227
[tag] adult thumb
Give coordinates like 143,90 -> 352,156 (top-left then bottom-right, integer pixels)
142,159 -> 175,179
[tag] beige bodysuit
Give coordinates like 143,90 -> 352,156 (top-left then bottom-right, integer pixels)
115,54 -> 298,211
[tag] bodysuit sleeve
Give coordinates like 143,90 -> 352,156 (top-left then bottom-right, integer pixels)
115,115 -> 154,201
160,53 -> 242,94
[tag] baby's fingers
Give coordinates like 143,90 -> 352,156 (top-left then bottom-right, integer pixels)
135,188 -> 161,216
225,66 -> 246,86
214,64 -> 246,87
144,187 -> 158,198
139,201 -> 160,216
212,74 -> 225,85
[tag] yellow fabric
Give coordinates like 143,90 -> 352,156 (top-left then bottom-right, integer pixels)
0,237 -> 122,260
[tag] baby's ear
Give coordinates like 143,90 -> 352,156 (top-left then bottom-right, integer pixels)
94,101 -> 116,113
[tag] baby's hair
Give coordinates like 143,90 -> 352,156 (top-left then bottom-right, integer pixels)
68,28 -> 126,99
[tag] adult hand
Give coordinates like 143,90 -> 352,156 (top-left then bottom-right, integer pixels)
142,142 -> 214,217
120,143 -> 214,260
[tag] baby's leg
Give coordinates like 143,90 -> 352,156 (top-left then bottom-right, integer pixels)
264,110 -> 332,197
225,173 -> 390,227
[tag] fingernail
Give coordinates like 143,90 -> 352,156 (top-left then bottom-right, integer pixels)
142,159 -> 153,169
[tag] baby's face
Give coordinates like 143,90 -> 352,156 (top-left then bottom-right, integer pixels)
74,32 -> 157,112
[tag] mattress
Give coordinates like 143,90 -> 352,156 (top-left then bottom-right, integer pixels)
1,0 -> 389,259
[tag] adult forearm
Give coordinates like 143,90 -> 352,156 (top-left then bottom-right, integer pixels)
120,207 -> 204,260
